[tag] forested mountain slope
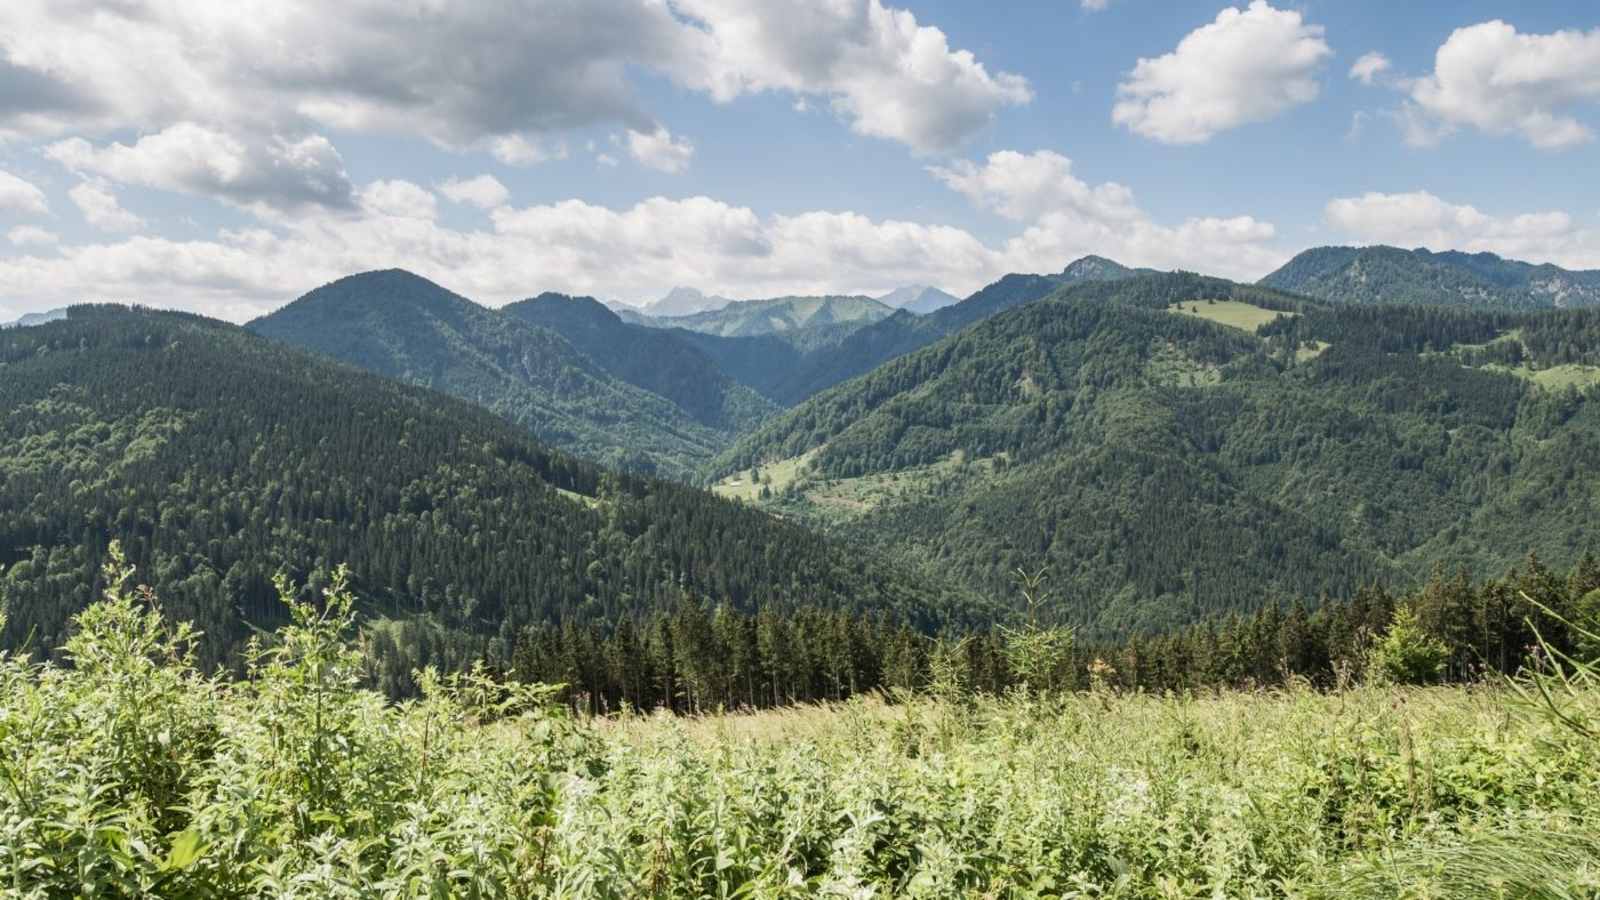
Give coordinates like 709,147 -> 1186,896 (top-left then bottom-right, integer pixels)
770,256 -> 1150,405
248,270 -> 733,479
502,292 -> 774,433
1262,245 -> 1600,310
716,273 -> 1600,636
0,306 -> 976,682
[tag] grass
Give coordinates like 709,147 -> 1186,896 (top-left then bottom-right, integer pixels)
1170,299 -> 1296,332
711,447 -> 821,501
1481,362 -> 1600,391
720,449 -> 1004,523
6,555 -> 1600,897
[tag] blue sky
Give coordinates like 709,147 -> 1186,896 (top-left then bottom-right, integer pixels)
1,0 -> 1597,321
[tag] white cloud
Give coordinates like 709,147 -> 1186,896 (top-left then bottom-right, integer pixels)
597,154 -> 620,168
1326,191 -> 1600,269
1349,52 -> 1392,86
0,169 -> 48,214
670,0 -> 1032,152
7,225 -> 58,246
0,155 -> 1290,321
0,187 -> 1003,320
438,175 -> 510,210
358,180 -> 437,220
45,123 -> 353,212
0,0 -> 1024,155
487,136 -> 566,167
1082,0 -> 1112,10
626,127 -> 695,173
1113,1 -> 1331,144
933,150 -> 1284,280
1404,21 -> 1600,150
68,181 -> 142,233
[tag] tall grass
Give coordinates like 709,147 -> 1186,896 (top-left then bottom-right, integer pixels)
2,553 -> 1598,896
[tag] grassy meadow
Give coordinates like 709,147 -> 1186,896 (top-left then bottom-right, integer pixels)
3,554 -> 1600,897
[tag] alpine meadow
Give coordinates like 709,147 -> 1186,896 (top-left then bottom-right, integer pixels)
4,1 -> 1600,897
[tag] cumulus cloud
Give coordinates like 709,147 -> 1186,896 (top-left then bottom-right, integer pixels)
0,169 -> 48,214
6,225 -> 58,246
1403,21 -> 1600,150
0,187 -> 1004,320
932,150 -> 1284,280
1113,1 -> 1331,144
1349,52 -> 1392,86
438,175 -> 510,210
0,0 -> 1025,157
358,180 -> 437,220
1325,191 -> 1600,269
1082,0 -> 1112,10
626,127 -> 695,173
68,181 -> 143,233
672,0 -> 1032,151
45,124 -> 354,213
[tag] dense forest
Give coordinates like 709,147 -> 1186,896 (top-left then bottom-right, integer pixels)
718,273 -> 1600,636
1262,245 -> 1600,310
479,553 -> 1600,713
0,306 -> 976,682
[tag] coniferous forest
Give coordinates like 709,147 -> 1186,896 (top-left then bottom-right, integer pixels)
8,1 -> 1600,893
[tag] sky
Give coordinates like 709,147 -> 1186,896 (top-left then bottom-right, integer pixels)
0,0 -> 1597,322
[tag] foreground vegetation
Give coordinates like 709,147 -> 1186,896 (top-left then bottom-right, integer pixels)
4,552 -> 1600,897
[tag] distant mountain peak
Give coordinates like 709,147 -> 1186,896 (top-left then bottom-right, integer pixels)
649,286 -> 733,318
877,285 -> 959,315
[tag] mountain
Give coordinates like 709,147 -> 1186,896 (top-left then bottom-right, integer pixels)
501,292 -> 775,432
0,308 -> 67,329
769,256 -> 1147,405
878,285 -> 959,315
247,269 -> 729,480
647,294 -> 895,349
0,305 -> 975,684
647,286 -> 734,317
715,272 -> 1600,637
1261,246 -> 1600,310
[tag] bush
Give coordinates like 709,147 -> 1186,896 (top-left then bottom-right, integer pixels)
1369,605 -> 1451,685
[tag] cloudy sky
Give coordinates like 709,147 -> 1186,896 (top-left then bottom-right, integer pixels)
1,0 -> 1597,321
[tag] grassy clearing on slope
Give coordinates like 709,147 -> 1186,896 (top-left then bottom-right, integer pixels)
715,450 -> 1007,524
1170,298 -> 1296,332
712,446 -> 821,501
1480,362 -> 1600,391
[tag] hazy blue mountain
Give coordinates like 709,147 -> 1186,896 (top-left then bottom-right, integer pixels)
878,285 -> 960,314
646,286 -> 734,317
0,308 -> 67,329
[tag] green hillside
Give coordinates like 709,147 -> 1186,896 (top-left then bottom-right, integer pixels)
248,270 -> 735,480
0,306 -> 976,685
717,273 -> 1600,637
1262,245 -> 1600,310
501,292 -> 775,433
771,256 -> 1150,404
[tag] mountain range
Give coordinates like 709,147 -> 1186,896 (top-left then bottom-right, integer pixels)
716,271 -> 1600,636
1261,246 -> 1600,310
0,305 -> 968,680
7,244 -> 1600,667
